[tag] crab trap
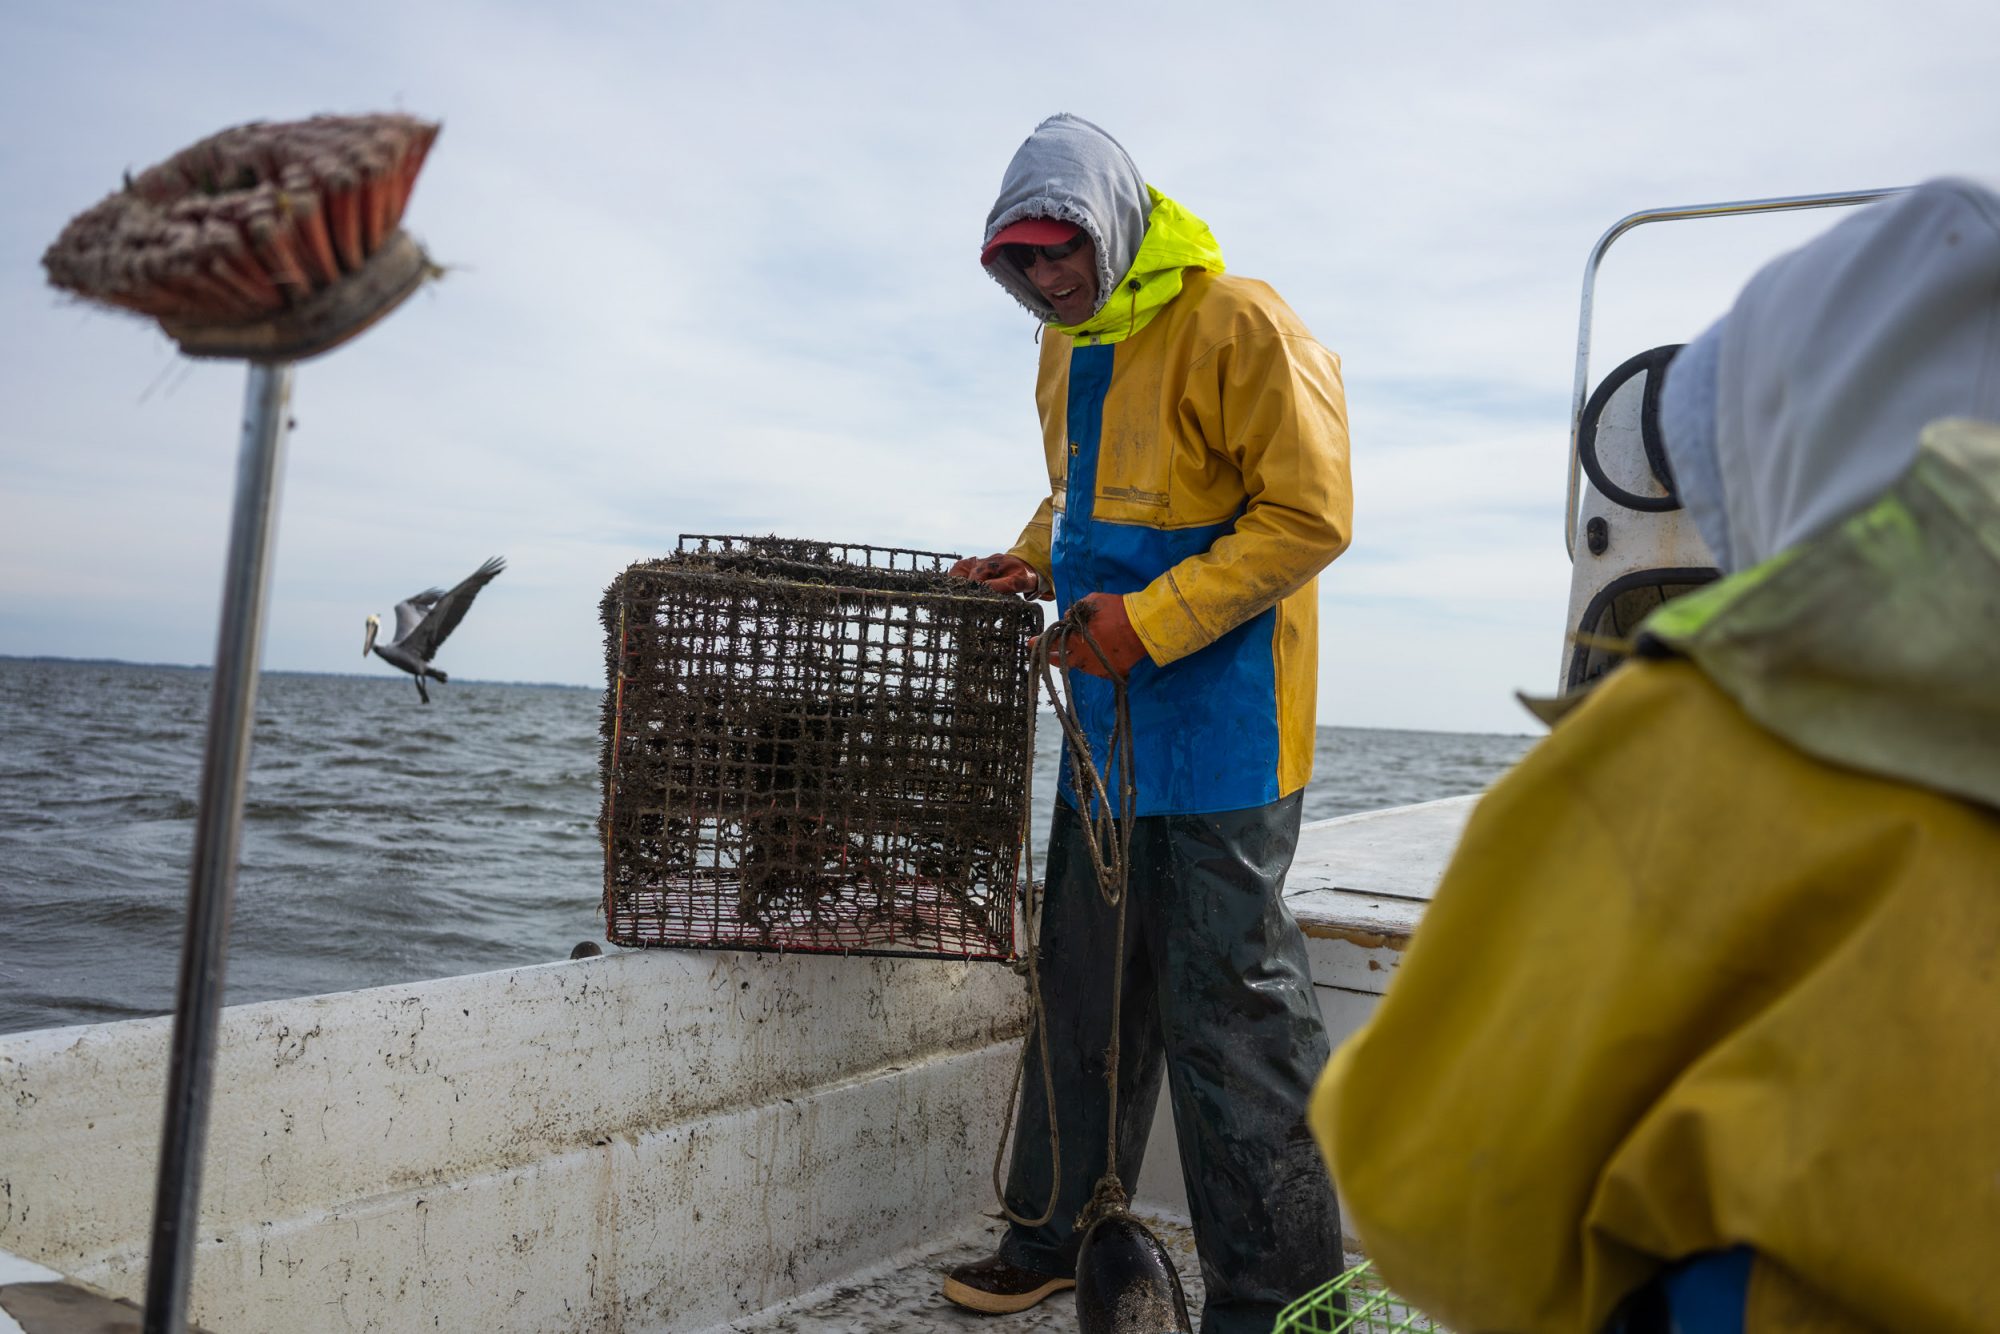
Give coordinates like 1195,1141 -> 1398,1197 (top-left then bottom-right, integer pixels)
599,535 -> 1043,959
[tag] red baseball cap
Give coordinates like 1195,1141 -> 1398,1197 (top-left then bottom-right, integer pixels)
981,217 -> 1081,266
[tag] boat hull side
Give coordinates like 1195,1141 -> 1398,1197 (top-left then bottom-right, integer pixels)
0,948 -> 1026,1331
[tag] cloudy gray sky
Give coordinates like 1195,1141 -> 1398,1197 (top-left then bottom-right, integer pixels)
4,1 -> 1995,733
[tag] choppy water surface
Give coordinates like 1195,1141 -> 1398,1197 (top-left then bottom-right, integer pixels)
0,657 -> 1533,1035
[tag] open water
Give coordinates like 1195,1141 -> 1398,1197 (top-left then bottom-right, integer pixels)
0,656 -> 1534,1036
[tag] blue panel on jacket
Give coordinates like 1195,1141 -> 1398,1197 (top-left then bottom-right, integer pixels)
1051,343 -> 1282,816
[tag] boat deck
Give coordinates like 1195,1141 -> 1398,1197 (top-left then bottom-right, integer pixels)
708,1212 -> 1204,1332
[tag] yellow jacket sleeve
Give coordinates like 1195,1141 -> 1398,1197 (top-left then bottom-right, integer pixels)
1006,495 -> 1054,590
1312,659 -> 2000,1333
1123,331 -> 1352,665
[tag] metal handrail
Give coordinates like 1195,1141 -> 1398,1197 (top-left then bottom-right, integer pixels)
1565,187 -> 1906,557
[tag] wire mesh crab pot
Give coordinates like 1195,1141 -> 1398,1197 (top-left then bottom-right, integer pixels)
600,535 -> 1043,959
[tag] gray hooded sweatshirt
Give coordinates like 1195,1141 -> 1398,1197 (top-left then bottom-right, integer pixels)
982,114 -> 1151,324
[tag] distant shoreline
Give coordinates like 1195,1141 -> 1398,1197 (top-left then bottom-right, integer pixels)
0,654 -> 1539,738
0,653 -> 595,694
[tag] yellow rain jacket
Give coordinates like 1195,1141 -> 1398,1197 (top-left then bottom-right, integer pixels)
1312,420 -> 2000,1333
1005,194 -> 1352,815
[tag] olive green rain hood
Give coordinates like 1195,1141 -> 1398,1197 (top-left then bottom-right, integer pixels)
1638,418 -> 2000,808
981,114 -> 1225,344
1649,176 -> 2000,809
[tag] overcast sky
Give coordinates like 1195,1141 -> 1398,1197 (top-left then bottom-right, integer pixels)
3,1 -> 1995,733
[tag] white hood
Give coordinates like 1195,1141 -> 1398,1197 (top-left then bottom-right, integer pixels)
1660,177 -> 2000,572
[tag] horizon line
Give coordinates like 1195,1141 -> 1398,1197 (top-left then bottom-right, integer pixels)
0,654 -> 1541,739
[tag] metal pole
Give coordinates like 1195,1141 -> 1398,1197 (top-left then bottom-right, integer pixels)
1565,187 -> 1904,557
142,361 -> 295,1334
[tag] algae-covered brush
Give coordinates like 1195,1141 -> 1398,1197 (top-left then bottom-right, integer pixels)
44,113 -> 440,359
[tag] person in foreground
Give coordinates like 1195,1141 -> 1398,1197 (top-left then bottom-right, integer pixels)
1311,177 -> 2000,1332
946,114 -> 1354,1331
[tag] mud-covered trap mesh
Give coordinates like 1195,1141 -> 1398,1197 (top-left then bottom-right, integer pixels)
599,535 -> 1043,960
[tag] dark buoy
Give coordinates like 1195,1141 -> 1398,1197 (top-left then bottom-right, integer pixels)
1075,1209 -> 1192,1333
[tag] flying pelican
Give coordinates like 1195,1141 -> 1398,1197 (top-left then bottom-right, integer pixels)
362,556 -> 505,703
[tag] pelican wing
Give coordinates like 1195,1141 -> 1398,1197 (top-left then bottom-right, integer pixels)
391,588 -> 446,643
401,556 -> 506,660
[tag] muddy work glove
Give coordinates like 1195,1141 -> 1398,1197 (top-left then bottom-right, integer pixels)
1048,593 -> 1147,681
949,552 -> 1050,600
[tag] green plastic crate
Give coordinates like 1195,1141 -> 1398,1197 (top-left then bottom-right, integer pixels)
1275,1260 -> 1443,1333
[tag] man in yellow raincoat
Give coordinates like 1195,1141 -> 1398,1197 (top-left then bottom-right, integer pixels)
1312,177 -> 2000,1332
946,115 -> 1354,1332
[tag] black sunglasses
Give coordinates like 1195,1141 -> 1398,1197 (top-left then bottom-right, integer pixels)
1004,233 -> 1087,270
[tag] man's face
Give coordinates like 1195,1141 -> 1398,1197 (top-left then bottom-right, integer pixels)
1014,233 -> 1098,325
